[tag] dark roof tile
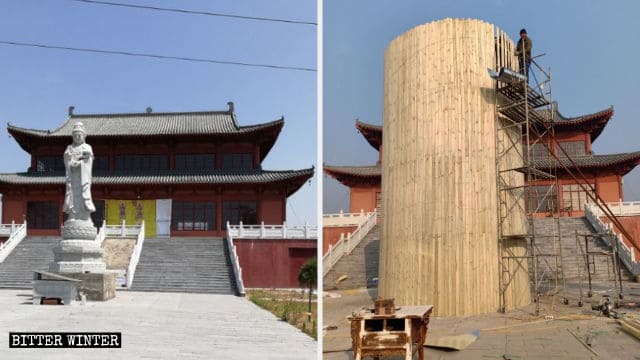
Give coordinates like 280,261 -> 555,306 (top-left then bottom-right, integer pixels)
8,111 -> 283,137
0,168 -> 313,187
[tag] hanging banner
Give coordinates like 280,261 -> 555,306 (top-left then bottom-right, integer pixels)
105,200 -> 156,237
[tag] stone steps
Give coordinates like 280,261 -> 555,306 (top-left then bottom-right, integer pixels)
532,217 -> 633,283
323,224 -> 380,290
129,237 -> 237,295
0,236 -> 59,289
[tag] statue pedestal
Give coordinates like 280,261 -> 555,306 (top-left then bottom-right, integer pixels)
49,219 -> 106,274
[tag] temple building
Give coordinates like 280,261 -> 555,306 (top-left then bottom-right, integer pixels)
0,103 -> 314,238
324,105 -> 640,219
324,120 -> 381,215
527,104 -> 640,216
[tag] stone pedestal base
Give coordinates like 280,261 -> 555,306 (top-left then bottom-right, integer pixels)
64,273 -> 116,301
50,239 -> 106,273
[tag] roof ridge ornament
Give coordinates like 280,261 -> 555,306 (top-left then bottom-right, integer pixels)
68,106 -> 75,116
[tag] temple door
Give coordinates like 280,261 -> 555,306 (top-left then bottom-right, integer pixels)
156,199 -> 171,238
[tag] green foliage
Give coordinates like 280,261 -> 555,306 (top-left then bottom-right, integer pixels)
246,290 -> 317,340
298,257 -> 317,313
297,257 -> 317,288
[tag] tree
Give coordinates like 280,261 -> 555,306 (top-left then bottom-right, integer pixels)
298,257 -> 317,313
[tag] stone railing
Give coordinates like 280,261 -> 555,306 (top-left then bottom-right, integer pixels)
323,209 -> 371,227
227,222 -> 317,239
104,220 -> 144,238
0,221 -> 27,263
601,200 -> 640,216
96,220 -> 107,245
225,225 -> 245,296
323,210 -> 377,276
585,203 -> 640,275
125,221 -> 146,288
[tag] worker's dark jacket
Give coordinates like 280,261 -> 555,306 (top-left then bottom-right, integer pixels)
516,37 -> 532,61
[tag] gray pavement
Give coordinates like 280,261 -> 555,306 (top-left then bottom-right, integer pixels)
323,284 -> 640,360
0,289 -> 317,359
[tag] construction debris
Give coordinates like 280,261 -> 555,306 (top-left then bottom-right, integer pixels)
566,329 -> 600,357
618,317 -> 640,340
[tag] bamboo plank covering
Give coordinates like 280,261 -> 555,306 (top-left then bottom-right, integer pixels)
380,18 -> 530,316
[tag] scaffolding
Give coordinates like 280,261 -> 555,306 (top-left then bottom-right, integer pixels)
491,32 -> 562,315
573,231 -> 624,307
490,33 -> 640,315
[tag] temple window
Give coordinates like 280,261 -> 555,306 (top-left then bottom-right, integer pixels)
222,153 -> 253,170
35,156 -> 65,172
530,143 -> 551,159
114,155 -> 168,171
526,185 -> 558,213
171,201 -> 216,231
222,201 -> 257,228
93,156 -> 109,172
562,183 -> 594,212
175,154 -> 216,171
27,201 -> 59,229
557,141 -> 586,157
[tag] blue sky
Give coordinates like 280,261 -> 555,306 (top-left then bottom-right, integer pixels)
323,0 -> 640,212
0,0 -> 317,225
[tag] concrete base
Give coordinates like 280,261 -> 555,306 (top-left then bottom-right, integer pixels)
64,273 -> 116,301
50,239 -> 106,273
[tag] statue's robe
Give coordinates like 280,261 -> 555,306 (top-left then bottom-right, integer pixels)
63,143 -> 95,220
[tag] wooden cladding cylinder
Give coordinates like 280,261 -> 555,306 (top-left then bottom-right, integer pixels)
380,18 -> 529,316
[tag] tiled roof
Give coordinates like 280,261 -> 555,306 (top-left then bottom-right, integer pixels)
324,164 -> 381,177
324,164 -> 380,187
8,111 -> 283,137
532,151 -> 640,174
0,168 -> 314,196
6,106 -> 285,159
349,105 -> 614,148
355,120 -> 382,132
536,104 -> 614,141
355,120 -> 382,151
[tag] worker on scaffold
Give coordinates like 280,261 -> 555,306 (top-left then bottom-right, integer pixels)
515,28 -> 532,83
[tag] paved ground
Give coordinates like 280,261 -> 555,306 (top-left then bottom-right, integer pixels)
323,282 -> 640,360
0,289 -> 317,359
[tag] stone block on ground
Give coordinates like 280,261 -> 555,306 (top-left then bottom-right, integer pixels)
65,272 -> 116,301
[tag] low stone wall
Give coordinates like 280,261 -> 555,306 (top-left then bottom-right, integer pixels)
66,273 -> 116,301
102,238 -> 136,270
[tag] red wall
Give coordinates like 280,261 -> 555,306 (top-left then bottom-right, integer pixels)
602,216 -> 640,261
322,225 -> 357,254
2,197 -> 26,226
233,238 -> 316,288
350,186 -> 381,214
2,193 -> 62,236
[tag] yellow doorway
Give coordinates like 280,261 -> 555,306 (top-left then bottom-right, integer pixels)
105,200 -> 156,237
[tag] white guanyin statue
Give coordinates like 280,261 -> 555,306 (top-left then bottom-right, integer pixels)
63,122 -> 96,220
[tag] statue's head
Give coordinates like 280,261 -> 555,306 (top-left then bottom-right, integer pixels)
72,122 -> 86,145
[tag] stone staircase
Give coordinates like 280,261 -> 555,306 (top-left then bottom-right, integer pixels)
0,236 -> 58,288
533,217 -> 633,283
130,237 -> 237,295
323,224 -> 380,290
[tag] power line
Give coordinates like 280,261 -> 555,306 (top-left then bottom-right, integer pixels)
67,0 -> 317,26
0,40 -> 316,72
